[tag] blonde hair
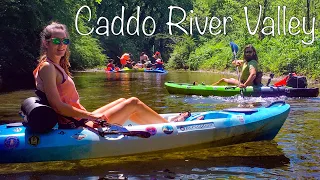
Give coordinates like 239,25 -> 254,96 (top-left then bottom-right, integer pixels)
37,22 -> 71,76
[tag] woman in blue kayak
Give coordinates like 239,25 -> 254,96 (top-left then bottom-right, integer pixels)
33,22 -> 173,129
212,44 -> 262,87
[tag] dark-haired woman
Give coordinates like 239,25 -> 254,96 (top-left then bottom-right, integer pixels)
212,44 -> 261,88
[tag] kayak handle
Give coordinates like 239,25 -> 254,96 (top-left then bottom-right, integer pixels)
265,101 -> 286,108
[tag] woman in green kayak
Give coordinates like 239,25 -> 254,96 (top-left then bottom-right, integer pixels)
212,44 -> 262,87
33,22 -> 174,129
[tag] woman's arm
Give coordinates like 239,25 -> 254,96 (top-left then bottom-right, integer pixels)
39,63 -> 94,119
232,60 -> 244,66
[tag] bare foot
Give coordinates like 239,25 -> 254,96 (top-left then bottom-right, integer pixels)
170,111 -> 191,122
196,115 -> 204,120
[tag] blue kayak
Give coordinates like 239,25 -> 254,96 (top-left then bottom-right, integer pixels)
144,68 -> 167,74
0,101 -> 290,163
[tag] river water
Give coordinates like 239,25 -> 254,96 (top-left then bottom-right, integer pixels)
0,71 -> 319,179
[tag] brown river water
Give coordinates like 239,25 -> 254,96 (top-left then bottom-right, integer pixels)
0,71 -> 319,179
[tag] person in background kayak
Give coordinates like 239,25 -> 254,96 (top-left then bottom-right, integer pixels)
33,22 -> 170,129
152,51 -> 162,62
212,44 -> 262,87
154,58 -> 164,69
138,52 -> 149,68
106,59 -> 115,71
120,53 -> 130,68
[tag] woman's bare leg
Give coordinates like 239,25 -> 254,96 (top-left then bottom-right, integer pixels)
95,97 -> 168,125
212,78 -> 239,86
92,98 -> 126,114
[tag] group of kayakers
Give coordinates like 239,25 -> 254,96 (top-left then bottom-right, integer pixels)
105,51 -> 164,72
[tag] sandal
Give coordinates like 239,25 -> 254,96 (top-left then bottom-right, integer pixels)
170,111 -> 191,122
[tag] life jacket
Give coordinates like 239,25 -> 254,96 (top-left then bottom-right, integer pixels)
120,53 -> 130,65
107,63 -> 115,70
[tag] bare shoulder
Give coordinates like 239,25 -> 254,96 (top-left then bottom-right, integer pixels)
38,62 -> 56,79
39,62 -> 55,73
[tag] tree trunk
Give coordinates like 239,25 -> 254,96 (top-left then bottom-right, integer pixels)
306,0 -> 310,30
259,0 -> 268,40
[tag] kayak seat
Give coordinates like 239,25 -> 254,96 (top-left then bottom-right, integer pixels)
223,108 -> 258,114
185,112 -> 229,121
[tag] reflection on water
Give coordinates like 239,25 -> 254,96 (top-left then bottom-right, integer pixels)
0,71 -> 319,179
0,141 -> 290,179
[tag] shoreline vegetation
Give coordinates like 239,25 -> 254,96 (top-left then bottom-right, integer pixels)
73,67 -> 319,85
1,1 -> 320,92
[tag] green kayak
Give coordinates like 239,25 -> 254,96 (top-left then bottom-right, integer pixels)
164,82 -> 319,97
118,67 -> 145,73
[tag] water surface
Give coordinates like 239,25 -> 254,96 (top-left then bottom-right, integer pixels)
0,71 -> 319,179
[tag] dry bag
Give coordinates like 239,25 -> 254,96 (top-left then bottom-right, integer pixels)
21,97 -> 58,133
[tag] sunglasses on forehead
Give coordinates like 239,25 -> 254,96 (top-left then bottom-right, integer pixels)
47,38 -> 70,45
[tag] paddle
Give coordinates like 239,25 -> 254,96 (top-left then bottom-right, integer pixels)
87,119 -> 151,138
229,42 -> 243,97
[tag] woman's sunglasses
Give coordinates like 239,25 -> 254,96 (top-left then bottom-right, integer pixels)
47,38 -> 70,45
245,50 -> 253,54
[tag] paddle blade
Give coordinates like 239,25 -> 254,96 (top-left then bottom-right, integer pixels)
230,42 -> 239,60
230,42 -> 239,54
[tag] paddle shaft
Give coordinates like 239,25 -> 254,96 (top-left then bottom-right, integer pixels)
232,48 -> 244,98
85,120 -> 151,138
100,131 -> 151,138
266,73 -> 275,86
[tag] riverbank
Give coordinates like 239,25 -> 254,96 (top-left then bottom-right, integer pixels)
75,67 -> 320,85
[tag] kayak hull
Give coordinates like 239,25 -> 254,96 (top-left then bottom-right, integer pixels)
144,69 -> 167,73
165,82 -> 319,97
0,102 -> 290,163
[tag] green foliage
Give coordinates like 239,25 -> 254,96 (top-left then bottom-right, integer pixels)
189,39 -> 231,71
166,0 -> 320,80
1,0 -> 320,91
71,35 -> 106,69
167,35 -> 196,69
0,0 -> 106,90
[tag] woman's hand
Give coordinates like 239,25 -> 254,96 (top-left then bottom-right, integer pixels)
239,83 -> 247,88
85,112 -> 109,128
232,60 -> 242,66
87,112 -> 108,121
85,121 -> 100,128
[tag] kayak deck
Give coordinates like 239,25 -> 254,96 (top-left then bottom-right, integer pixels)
164,82 -> 319,97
